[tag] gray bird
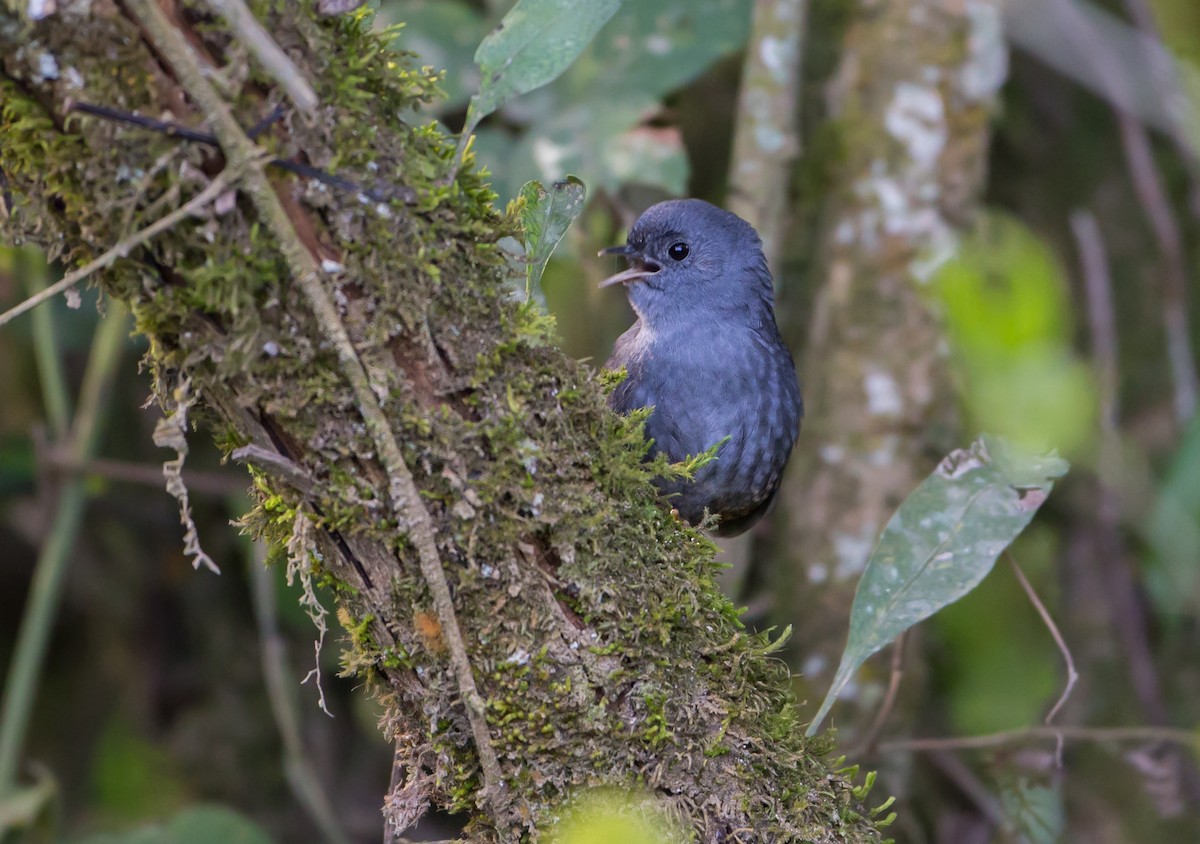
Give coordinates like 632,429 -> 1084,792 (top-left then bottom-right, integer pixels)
599,199 -> 803,537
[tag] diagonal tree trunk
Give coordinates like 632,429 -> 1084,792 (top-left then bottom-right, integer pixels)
0,1 -> 886,840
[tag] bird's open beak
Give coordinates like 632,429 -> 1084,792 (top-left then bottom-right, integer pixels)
597,244 -> 661,288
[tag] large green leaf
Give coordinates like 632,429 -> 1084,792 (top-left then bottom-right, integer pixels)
462,0 -> 623,141
393,0 -> 751,199
806,436 -> 1068,735
519,176 -> 587,298
564,0 -> 753,100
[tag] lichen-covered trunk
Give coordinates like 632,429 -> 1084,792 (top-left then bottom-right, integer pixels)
0,1 -> 885,841
777,0 -> 1005,731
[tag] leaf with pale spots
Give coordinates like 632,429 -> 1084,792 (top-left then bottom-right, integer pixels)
806,435 -> 1068,735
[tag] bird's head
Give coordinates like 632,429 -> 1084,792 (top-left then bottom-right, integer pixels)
598,199 -> 774,327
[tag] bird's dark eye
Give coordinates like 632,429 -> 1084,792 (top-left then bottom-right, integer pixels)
668,242 -> 690,261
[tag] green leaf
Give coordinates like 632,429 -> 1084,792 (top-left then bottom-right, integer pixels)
566,0 -> 753,100
519,176 -> 586,298
165,807 -> 274,844
463,0 -> 623,140
806,435 -> 1068,735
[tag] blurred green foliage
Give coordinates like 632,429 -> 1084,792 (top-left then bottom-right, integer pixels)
933,215 -> 1098,458
1145,415 -> 1200,619
89,717 -> 187,823
382,0 -> 750,201
549,789 -> 677,844
933,526 -> 1060,735
69,806 -> 273,844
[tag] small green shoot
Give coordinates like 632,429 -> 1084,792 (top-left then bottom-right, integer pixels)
518,176 -> 586,299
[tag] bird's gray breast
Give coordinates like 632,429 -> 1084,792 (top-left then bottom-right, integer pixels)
607,317 -> 801,523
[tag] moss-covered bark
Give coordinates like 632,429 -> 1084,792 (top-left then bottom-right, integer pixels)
1,1 -> 887,840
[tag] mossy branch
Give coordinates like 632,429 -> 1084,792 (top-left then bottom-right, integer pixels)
126,0 -> 506,817
0,2 -> 888,840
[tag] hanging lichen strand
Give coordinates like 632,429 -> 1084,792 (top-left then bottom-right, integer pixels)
0,2 -> 887,841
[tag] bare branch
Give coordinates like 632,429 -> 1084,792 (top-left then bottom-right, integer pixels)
880,724 -> 1197,754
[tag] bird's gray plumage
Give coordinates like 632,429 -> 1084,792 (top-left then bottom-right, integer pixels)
601,199 -> 803,537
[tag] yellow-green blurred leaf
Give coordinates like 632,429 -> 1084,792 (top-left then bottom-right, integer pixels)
550,789 -> 680,844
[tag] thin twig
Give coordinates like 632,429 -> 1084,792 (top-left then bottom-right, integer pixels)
0,169 -> 236,328
853,631 -> 906,757
1006,552 -> 1077,766
71,101 -> 220,144
1070,210 -> 1119,446
70,102 -> 414,204
125,0 -> 508,820
1071,207 -> 1173,727
232,445 -> 316,495
927,749 -> 1006,828
879,724 -> 1197,754
40,452 -> 245,497
205,0 -> 318,113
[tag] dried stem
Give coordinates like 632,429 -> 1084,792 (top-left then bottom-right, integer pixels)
853,631 -> 907,757
39,452 -> 244,497
1007,552 -> 1077,766
205,0 -> 318,113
